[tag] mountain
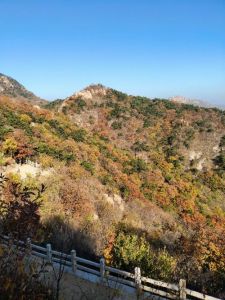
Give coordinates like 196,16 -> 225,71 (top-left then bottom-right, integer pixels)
169,95 -> 225,110
59,84 -> 225,171
0,82 -> 225,297
59,84 -> 109,111
169,96 -> 213,108
0,73 -> 46,105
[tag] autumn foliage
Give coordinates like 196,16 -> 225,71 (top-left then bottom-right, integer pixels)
0,90 -> 225,297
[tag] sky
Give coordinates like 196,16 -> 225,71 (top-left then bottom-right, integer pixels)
0,0 -> 225,105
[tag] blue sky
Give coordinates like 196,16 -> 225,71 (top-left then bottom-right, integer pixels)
0,0 -> 225,105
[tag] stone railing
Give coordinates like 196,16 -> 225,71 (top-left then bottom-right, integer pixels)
0,235 -> 222,300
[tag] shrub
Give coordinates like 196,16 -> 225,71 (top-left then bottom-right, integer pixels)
0,126 -> 12,140
110,89 -> 127,101
0,173 -> 45,239
37,143 -> 75,162
81,161 -> 95,174
112,231 -> 153,271
119,184 -> 130,199
71,129 -> 86,142
143,119 -> 151,128
214,152 -> 225,170
2,138 -> 18,157
162,100 -> 177,110
99,174 -> 114,186
109,104 -> 126,119
219,136 -> 225,148
4,110 -> 33,135
48,119 -> 67,139
69,97 -> 86,113
111,231 -> 176,280
76,98 -> 86,109
111,121 -> 122,130
124,158 -> 148,174
131,141 -> 149,152
153,248 -> 176,280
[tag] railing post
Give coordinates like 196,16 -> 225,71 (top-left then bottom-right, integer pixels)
26,237 -> 32,255
46,243 -> 52,264
179,279 -> 186,300
71,250 -> 77,273
100,257 -> 105,282
135,267 -> 142,292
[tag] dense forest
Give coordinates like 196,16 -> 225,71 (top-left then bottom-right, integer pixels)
0,84 -> 224,298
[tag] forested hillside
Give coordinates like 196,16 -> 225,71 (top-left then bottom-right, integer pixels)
0,73 -> 46,105
0,84 -> 224,297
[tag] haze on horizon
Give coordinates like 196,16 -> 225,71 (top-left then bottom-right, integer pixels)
0,0 -> 224,106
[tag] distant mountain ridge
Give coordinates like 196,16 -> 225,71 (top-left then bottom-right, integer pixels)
63,84 -> 224,110
169,95 -> 223,109
0,73 -> 46,105
1,74 -> 223,109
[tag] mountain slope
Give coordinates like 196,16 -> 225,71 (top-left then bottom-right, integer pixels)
0,83 -> 224,297
59,84 -> 225,171
0,73 -> 46,105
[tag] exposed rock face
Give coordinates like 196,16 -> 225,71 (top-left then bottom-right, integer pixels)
0,73 -> 46,105
103,193 -> 125,212
4,162 -> 53,180
60,84 -> 109,110
71,84 -> 109,100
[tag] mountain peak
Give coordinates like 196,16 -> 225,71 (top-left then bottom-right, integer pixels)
0,73 -> 28,95
84,83 -> 107,91
69,83 -> 109,101
0,73 -> 46,105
